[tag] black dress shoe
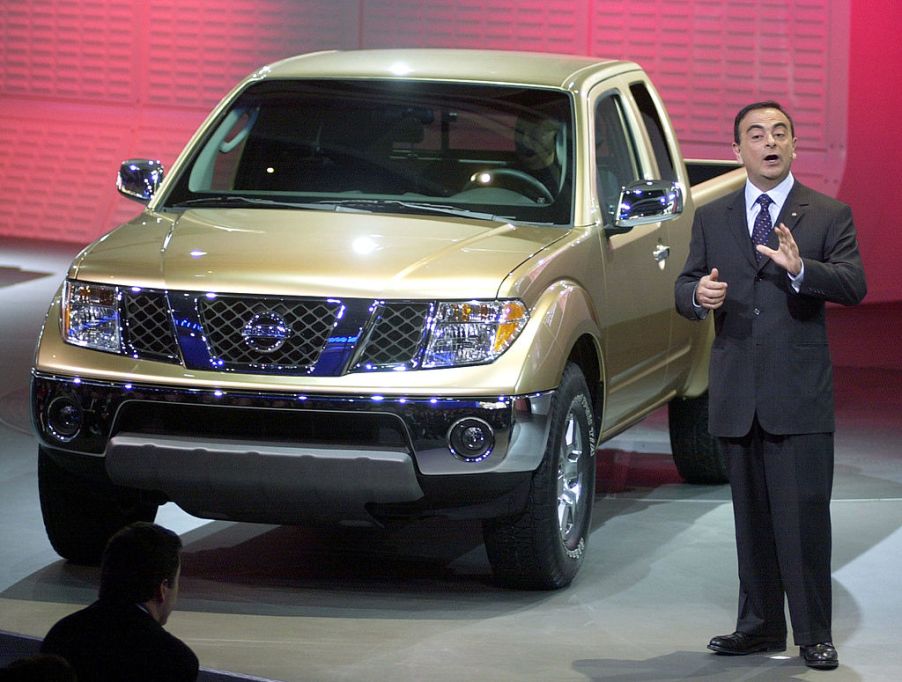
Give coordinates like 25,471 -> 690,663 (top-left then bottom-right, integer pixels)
801,642 -> 839,670
708,631 -> 786,655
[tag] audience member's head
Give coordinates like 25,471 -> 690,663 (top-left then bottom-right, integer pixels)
99,522 -> 183,624
0,653 -> 76,682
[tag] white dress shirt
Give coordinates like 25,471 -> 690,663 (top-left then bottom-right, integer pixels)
693,172 -> 803,311
744,172 -> 804,289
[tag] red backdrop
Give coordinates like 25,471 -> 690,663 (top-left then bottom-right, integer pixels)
1,0 -> 898,303
836,0 -> 902,305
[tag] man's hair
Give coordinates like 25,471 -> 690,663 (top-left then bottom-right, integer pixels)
98,522 -> 182,603
1,654 -> 76,682
733,100 -> 795,144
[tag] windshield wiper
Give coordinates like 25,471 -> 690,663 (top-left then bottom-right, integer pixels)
171,196 -> 368,212
172,196 -> 507,221
328,199 -> 500,221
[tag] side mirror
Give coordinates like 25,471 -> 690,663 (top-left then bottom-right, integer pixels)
117,159 -> 165,203
608,180 -> 683,233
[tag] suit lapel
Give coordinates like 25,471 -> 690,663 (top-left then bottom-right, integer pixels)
774,182 -> 809,236
724,182 -> 811,270
760,182 -> 810,271
725,190 -> 758,268
742,181 -> 810,271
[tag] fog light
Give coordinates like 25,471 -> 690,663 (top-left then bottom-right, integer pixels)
448,417 -> 494,462
47,395 -> 83,441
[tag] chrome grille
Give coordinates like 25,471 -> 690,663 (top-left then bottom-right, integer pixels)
118,290 -> 434,374
122,291 -> 180,362
354,303 -> 431,370
198,296 -> 341,371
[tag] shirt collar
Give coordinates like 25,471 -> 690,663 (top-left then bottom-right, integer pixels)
744,172 -> 795,212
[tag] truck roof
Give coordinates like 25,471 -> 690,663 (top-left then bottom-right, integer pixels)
258,49 -> 640,90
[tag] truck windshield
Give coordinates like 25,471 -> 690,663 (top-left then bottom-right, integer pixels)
164,79 -> 574,225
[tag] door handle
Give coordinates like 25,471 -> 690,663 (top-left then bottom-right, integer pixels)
653,244 -> 670,262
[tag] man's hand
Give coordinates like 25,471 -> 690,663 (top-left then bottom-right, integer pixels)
756,223 -> 802,275
696,267 -> 727,309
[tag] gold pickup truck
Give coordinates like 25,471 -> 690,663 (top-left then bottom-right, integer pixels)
31,49 -> 745,588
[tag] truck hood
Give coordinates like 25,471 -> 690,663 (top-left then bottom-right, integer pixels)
73,208 -> 567,299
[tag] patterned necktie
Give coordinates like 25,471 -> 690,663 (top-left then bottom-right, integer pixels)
751,193 -> 773,263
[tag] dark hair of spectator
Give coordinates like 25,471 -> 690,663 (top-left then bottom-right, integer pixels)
98,522 -> 182,604
0,653 -> 76,682
733,100 -> 796,144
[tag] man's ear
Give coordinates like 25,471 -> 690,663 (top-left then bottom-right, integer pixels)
151,579 -> 168,604
732,141 -> 742,163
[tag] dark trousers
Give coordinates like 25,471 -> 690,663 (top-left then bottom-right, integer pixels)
720,419 -> 834,646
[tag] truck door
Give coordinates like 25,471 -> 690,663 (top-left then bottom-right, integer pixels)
592,89 -> 671,429
627,81 -> 702,396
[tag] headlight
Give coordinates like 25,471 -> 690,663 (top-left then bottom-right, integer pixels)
423,299 -> 528,368
62,281 -> 122,353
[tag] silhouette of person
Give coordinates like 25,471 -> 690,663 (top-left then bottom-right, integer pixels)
41,522 -> 199,681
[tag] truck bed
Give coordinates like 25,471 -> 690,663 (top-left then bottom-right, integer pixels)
687,160 -> 746,208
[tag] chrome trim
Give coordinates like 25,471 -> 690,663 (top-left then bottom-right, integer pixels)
614,179 -> 683,229
344,300 -> 385,371
45,394 -> 82,443
31,371 -> 556,476
74,282 -> 533,377
240,310 -> 292,353
117,159 -> 165,203
349,300 -> 437,372
446,416 -> 495,462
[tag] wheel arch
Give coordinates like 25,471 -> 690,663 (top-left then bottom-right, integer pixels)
511,279 -> 605,397
566,334 -> 603,443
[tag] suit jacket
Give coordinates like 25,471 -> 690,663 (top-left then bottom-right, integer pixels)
675,181 -> 866,437
40,599 -> 199,682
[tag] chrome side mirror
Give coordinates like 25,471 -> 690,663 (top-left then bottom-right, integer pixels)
609,180 -> 683,233
117,159 -> 165,203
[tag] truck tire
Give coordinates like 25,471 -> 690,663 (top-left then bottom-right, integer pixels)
668,392 -> 728,484
38,447 -> 158,564
483,363 -> 595,589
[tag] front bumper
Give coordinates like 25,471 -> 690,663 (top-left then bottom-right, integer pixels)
32,371 -> 555,523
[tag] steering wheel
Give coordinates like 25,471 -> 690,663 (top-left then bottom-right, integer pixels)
463,168 -> 555,204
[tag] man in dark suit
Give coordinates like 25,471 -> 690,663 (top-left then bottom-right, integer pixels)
41,522 -> 199,681
675,101 -> 866,670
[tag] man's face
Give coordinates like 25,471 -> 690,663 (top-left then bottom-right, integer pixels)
732,107 -> 797,191
515,117 -> 558,170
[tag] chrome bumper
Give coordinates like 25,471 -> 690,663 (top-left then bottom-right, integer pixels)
32,372 -> 556,522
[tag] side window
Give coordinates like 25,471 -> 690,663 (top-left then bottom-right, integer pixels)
594,94 -> 640,225
630,83 -> 677,182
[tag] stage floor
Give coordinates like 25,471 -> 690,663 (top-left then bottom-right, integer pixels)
2,238 -> 900,681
